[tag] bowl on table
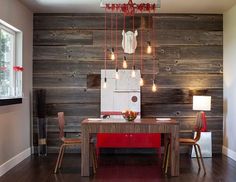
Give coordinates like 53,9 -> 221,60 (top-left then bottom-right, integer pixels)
122,110 -> 138,121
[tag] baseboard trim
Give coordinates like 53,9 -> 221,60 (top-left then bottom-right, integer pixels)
222,145 -> 236,161
0,147 -> 31,177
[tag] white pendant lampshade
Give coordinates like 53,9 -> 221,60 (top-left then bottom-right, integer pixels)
192,96 -> 211,111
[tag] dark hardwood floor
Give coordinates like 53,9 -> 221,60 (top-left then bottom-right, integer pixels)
0,153 -> 235,182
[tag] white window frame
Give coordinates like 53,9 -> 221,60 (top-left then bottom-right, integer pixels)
0,19 -> 23,101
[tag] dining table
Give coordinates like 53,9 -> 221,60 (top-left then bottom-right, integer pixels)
81,118 -> 180,177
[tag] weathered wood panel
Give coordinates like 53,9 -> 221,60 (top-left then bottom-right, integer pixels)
83,74 -> 223,88
34,30 -> 93,46
33,59 -> 223,75
34,14 -> 150,30
33,46 -> 154,61
157,45 -> 223,60
158,59 -> 223,74
93,29 -> 223,46
33,74 -> 87,88
33,88 -> 100,104
153,14 -> 223,30
141,88 -> 223,104
34,29 -> 222,47
33,14 -> 223,154
141,103 -> 223,117
45,103 -> 100,116
33,45 -> 223,61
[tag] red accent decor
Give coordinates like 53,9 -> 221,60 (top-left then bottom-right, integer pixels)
97,133 -> 161,149
105,0 -> 156,16
201,111 -> 207,132
13,66 -> 24,72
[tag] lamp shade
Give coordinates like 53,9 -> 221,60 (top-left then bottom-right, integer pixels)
192,96 -> 211,111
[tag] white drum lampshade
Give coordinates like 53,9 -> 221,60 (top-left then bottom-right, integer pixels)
192,96 -> 211,111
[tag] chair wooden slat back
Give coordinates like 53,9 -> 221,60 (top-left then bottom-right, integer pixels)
54,112 -> 97,174
58,112 -> 65,140
194,112 -> 202,142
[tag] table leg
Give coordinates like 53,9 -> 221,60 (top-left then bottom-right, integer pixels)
81,127 -> 90,176
170,126 -> 179,176
162,133 -> 169,169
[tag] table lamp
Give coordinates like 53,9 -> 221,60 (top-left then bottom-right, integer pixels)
192,96 -> 211,132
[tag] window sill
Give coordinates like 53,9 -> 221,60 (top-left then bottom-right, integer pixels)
0,98 -> 22,106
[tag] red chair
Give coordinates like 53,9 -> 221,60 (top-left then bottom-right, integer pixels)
54,112 -> 97,174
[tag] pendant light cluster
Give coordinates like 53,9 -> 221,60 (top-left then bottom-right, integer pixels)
103,0 -> 157,92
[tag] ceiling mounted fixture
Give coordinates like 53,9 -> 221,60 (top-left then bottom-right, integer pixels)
100,0 -> 161,15
102,0 -> 159,91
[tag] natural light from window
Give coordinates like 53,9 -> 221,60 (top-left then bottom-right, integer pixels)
0,20 -> 22,99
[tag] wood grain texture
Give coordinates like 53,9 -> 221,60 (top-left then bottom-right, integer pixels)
34,14 -> 150,30
81,118 -> 179,176
33,14 -> 223,154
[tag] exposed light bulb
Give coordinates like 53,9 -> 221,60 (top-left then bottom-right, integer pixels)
131,70 -> 136,78
103,77 -> 107,88
122,56 -> 127,69
110,48 -> 115,61
115,72 -> 119,80
115,67 -> 119,80
131,66 -> 136,78
147,41 -> 152,54
140,77 -> 144,86
152,80 -> 157,92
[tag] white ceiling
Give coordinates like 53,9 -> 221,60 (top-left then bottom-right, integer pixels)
20,0 -> 236,13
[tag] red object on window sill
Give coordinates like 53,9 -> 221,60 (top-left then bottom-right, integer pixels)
13,66 -> 24,72
96,133 -> 161,149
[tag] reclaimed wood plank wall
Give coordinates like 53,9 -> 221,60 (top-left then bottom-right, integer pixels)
33,14 -> 223,153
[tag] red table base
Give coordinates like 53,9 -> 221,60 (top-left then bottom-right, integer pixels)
97,133 -> 161,149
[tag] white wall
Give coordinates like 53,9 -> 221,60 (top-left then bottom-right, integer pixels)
0,0 -> 33,174
223,3 -> 236,160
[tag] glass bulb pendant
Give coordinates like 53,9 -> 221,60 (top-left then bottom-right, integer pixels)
122,56 -> 127,69
115,67 -> 119,80
110,48 -> 115,61
103,77 -> 107,88
140,77 -> 144,86
152,80 -> 157,92
131,66 -> 136,78
147,41 -> 152,54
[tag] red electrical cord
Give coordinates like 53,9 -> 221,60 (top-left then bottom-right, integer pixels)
123,14 -> 126,57
140,24 -> 143,73
104,8 -> 107,76
132,13 -> 135,69
116,13 -> 118,69
111,13 -> 113,50
152,9 -> 156,80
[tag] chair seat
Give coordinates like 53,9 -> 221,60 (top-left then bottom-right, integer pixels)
179,138 -> 196,144
63,138 -> 82,144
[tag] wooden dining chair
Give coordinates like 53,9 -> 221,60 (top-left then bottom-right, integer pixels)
163,112 -> 206,174
54,112 -> 97,174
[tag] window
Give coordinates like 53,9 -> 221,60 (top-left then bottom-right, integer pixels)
0,20 -> 23,104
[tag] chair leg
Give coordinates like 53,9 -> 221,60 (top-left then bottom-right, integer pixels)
90,143 -> 96,174
193,144 -> 201,171
54,144 -> 64,173
165,143 -> 170,174
92,152 -> 96,174
93,146 -> 98,169
196,144 -> 206,174
58,145 -> 66,169
162,143 -> 168,169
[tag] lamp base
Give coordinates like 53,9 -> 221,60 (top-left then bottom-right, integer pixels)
191,131 -> 212,158
196,111 -> 207,132
200,111 -> 207,132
